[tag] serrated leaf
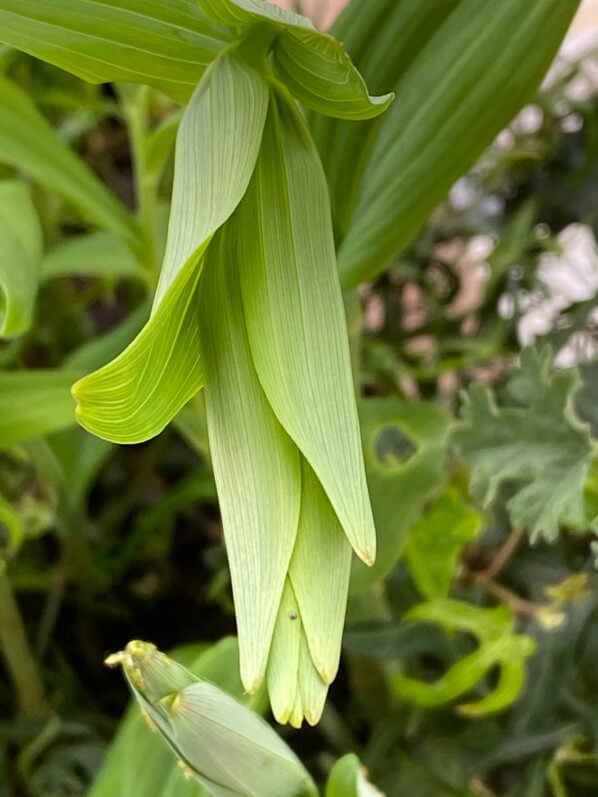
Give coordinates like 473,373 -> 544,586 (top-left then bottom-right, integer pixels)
198,226 -> 300,694
0,76 -> 143,257
335,0 -> 580,287
351,397 -> 451,594
404,487 -> 482,600
453,347 -> 595,542
0,181 -> 42,337
200,0 -> 391,119
73,52 -> 268,444
237,86 -> 375,564
0,0 -> 231,104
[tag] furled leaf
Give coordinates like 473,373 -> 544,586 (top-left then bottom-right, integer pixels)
0,0 -> 231,104
105,640 -> 317,797
0,181 -> 42,337
41,232 -> 145,282
335,0 -> 581,287
404,487 -> 482,600
89,638 -> 264,797
237,86 -> 375,564
199,0 -> 392,119
198,226 -> 300,694
453,347 -> 596,542
393,601 -> 537,716
351,397 -> 451,594
73,52 -> 268,444
312,0 -> 460,239
0,76 -> 143,257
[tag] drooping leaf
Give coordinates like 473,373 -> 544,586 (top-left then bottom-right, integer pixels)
393,601 -> 537,716
404,487 -> 482,600
73,51 -> 269,444
0,76 -> 143,257
453,347 -> 596,542
41,232 -> 145,282
335,0 -> 581,287
199,0 -> 392,119
105,640 -> 317,797
237,86 -> 375,564
89,639 -> 265,797
0,0 -> 232,104
351,397 -> 451,594
0,181 -> 42,337
198,226 -> 300,694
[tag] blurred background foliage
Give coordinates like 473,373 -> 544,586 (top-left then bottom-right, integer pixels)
2,3 -> 598,797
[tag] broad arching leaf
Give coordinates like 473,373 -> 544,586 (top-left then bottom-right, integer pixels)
237,87 -> 375,565
73,52 -> 269,444
0,77 -> 143,258
0,181 -> 42,337
335,0 -> 580,287
0,0 -> 231,104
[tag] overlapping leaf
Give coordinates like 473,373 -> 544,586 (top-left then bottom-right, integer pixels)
73,51 -> 269,444
0,181 -> 42,337
334,0 -> 581,287
0,0 -> 232,103
453,347 -> 596,542
0,76 -> 142,257
237,87 -> 375,564
198,226 -> 300,694
199,0 -> 392,119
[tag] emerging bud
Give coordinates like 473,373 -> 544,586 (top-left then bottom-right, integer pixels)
107,641 -> 317,797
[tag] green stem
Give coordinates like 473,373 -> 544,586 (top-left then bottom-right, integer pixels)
120,84 -> 159,271
0,569 -> 48,717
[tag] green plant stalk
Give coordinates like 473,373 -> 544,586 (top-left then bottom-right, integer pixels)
0,569 -> 48,717
119,84 -> 159,271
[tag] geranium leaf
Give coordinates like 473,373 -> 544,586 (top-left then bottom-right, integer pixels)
73,52 -> 268,444
237,86 -> 375,565
0,0 -> 231,104
0,181 -> 42,338
453,347 -> 596,542
0,76 -> 143,258
199,227 -> 300,694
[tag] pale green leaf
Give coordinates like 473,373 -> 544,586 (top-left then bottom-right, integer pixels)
0,0 -> 231,104
326,754 -> 380,797
336,0 -> 580,287
0,181 -> 42,337
200,0 -> 391,119
296,629 -> 328,728
73,52 -> 269,444
237,87 -> 375,564
351,397 -> 451,594
267,579 -> 302,726
0,76 -> 143,257
289,459 -> 351,685
199,227 -> 300,694
404,487 -> 482,600
453,347 -> 595,542
41,232 -> 145,282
